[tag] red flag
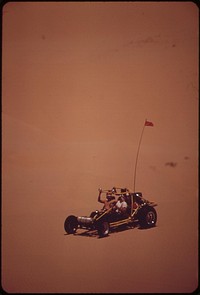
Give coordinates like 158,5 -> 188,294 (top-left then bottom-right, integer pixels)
145,120 -> 154,127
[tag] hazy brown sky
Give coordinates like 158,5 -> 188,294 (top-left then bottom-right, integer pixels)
2,1 -> 199,293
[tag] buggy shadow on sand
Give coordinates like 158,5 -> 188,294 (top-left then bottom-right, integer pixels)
64,187 -> 158,238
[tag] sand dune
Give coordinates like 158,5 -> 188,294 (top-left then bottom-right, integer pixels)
1,2 -> 198,293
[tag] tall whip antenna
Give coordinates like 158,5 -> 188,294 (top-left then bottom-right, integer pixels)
133,119 -> 154,192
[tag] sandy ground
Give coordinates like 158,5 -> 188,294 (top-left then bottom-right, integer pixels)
1,2 -> 199,293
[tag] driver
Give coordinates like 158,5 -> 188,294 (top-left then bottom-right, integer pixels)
97,188 -> 116,210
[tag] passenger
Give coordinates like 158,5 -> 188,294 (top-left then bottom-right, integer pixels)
98,188 -> 116,210
115,196 -> 128,214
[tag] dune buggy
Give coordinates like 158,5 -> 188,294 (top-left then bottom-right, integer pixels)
64,187 -> 157,238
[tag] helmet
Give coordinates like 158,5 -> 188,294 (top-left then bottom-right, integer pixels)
118,196 -> 124,202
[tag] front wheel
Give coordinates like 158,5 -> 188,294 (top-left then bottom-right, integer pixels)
64,215 -> 78,234
97,221 -> 110,238
138,206 -> 157,228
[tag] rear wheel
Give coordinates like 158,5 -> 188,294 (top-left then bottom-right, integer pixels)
97,221 -> 110,238
64,215 -> 78,234
138,206 -> 157,228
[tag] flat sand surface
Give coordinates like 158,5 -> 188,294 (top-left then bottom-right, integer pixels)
1,2 -> 198,293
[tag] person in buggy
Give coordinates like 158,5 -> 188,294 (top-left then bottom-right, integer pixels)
115,195 -> 128,213
97,188 -> 116,210
112,195 -> 129,220
98,187 -> 129,217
